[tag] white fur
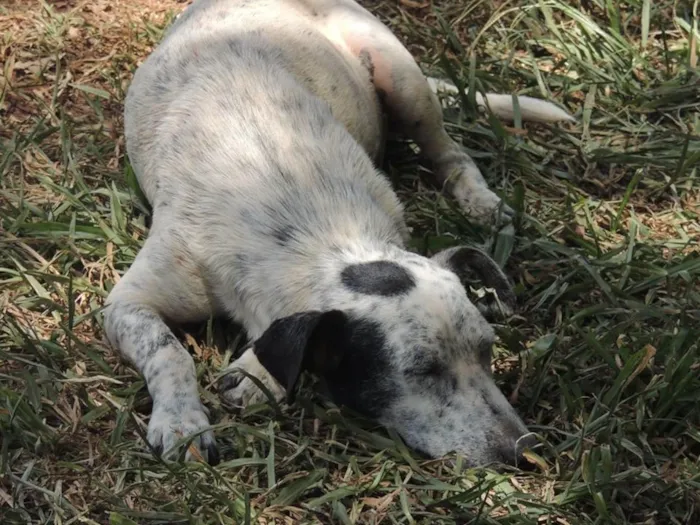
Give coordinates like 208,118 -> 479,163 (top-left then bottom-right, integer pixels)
104,0 -> 570,466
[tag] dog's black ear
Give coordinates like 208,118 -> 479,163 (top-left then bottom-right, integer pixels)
432,246 -> 516,320
253,310 -> 348,403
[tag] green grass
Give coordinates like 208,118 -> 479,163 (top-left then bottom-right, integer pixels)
1,0 -> 699,523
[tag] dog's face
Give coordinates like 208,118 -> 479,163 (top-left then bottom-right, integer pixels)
253,246 -> 534,467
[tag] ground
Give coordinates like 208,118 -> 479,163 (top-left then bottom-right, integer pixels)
1,0 -> 699,524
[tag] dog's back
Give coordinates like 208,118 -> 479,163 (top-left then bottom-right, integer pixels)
123,0 -> 406,335
125,0 -> 385,205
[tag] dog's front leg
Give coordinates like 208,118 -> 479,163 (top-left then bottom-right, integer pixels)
103,238 -> 219,464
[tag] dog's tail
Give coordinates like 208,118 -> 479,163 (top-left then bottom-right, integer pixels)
427,77 -> 575,124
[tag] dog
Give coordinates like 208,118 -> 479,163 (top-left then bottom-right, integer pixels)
104,0 -> 574,468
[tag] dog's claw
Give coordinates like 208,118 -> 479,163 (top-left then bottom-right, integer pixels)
207,442 -> 221,466
497,202 -> 515,225
219,371 -> 244,392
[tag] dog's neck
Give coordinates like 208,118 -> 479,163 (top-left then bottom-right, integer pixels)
220,234 -> 406,339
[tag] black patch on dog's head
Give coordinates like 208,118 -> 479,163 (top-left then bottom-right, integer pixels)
324,319 -> 397,418
253,310 -> 348,402
341,261 -> 415,297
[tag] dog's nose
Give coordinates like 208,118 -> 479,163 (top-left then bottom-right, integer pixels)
499,434 -> 539,470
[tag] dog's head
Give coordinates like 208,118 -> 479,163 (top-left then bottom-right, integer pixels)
252,245 -> 535,467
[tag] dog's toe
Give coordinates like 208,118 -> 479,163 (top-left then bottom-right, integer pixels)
147,399 -> 217,464
497,201 -> 515,225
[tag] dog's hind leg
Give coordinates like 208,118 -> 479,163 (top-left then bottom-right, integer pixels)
103,228 -> 219,464
325,2 -> 571,225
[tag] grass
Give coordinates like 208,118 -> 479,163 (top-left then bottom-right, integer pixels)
1,0 -> 699,523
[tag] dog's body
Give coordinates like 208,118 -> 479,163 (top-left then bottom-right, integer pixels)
105,0 -> 574,466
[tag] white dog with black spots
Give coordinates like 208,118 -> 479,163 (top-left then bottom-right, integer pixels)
104,0 -> 575,467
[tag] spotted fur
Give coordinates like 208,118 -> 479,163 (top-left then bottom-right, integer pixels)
104,0 -> 573,466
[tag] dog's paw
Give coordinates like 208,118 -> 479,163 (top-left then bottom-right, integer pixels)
458,186 -> 515,227
219,348 -> 285,408
444,164 -> 514,226
147,399 -> 219,465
